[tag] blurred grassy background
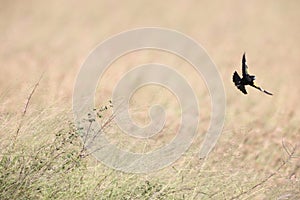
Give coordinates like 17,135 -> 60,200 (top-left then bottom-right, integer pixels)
1,0 -> 300,199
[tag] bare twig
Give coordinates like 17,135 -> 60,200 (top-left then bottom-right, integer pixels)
91,113 -> 116,142
230,140 -> 298,200
80,101 -> 119,158
12,73 -> 44,145
79,113 -> 116,158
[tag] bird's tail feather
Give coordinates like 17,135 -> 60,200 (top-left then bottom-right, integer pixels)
251,84 -> 273,96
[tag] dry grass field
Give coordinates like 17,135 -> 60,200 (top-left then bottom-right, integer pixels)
1,0 -> 300,199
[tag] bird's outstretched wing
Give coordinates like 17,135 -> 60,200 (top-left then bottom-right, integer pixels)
250,83 -> 273,95
242,53 -> 249,77
233,71 -> 247,94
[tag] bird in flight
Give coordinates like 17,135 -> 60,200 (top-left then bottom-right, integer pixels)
233,53 -> 273,95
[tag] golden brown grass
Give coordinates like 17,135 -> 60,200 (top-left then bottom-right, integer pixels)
1,0 -> 300,199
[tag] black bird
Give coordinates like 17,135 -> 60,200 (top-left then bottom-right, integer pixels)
233,53 -> 273,95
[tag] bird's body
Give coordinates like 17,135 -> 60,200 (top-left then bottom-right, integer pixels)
233,53 -> 273,95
